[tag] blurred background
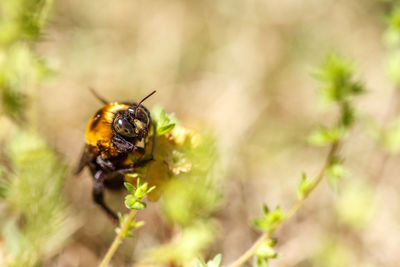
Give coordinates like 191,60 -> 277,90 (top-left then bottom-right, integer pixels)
1,0 -> 400,266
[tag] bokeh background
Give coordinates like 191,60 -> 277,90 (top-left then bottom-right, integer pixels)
1,0 -> 400,266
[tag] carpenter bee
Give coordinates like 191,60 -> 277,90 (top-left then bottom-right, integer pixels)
76,90 -> 156,223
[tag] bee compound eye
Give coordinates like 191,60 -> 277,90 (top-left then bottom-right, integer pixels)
137,108 -> 149,124
113,116 -> 136,137
128,106 -> 149,125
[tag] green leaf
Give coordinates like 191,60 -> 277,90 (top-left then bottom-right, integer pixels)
194,259 -> 206,267
1,89 -> 26,120
147,186 -> 156,194
255,239 -> 278,259
125,167 -> 146,179
152,107 -> 177,136
117,212 -> 125,226
116,213 -> 135,237
125,195 -> 147,210
308,126 -> 344,146
134,182 -> 148,199
313,52 -> 364,103
125,194 -> 147,210
158,123 -> 176,136
124,182 -> 136,194
116,213 -> 145,237
131,201 -> 146,210
326,161 -> 348,191
210,254 -> 222,267
341,102 -> 355,128
195,254 -> 223,267
255,256 -> 269,267
134,220 -> 146,229
124,178 -> 155,210
252,206 -> 284,232
262,204 -> 270,215
297,172 -> 315,200
124,195 -> 138,209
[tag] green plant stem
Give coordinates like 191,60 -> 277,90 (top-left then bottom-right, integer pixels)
99,210 -> 137,267
227,142 -> 340,267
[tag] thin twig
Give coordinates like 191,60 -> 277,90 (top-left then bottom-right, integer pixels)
227,142 -> 340,267
99,210 -> 137,267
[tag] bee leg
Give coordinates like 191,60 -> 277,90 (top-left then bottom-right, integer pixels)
112,136 -> 134,152
92,171 -> 119,224
96,156 -> 116,172
102,148 -> 155,178
103,172 -> 125,190
131,145 -> 146,155
111,158 -> 153,175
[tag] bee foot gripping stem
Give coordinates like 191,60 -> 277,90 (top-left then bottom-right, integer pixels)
92,178 -> 119,224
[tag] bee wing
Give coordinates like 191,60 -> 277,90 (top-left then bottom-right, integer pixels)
75,145 -> 96,175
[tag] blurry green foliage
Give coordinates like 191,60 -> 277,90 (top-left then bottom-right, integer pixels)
372,5 -> 400,157
313,238 -> 358,267
254,239 -> 279,267
156,125 -> 222,228
371,116 -> 400,154
149,127 -> 222,263
195,254 -> 222,267
252,205 -> 283,233
325,157 -> 349,191
115,213 -> 144,238
384,50 -> 400,85
0,0 -> 53,44
313,53 -> 364,104
0,1 -> 75,266
341,101 -> 356,128
0,0 -> 53,122
1,131 -> 74,267
247,52 -> 364,267
161,178 -> 221,227
147,221 -> 216,265
384,5 -> 400,85
0,44 -> 51,121
336,179 -> 374,229
381,117 -> 400,153
306,53 -> 362,195
308,126 -> 345,146
313,236 -> 379,267
297,172 -> 315,200
122,109 -> 223,265
0,166 -> 8,198
308,53 -> 364,151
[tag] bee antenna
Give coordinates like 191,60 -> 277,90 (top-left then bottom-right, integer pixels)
135,90 -> 156,117
89,87 -> 109,105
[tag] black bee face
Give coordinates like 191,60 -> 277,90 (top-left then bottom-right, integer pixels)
129,105 -> 151,140
113,114 -> 136,138
112,104 -> 151,141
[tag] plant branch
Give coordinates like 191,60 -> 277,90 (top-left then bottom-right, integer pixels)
227,141 -> 340,267
99,210 -> 137,267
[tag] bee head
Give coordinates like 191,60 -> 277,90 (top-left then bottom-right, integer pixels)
112,91 -> 155,140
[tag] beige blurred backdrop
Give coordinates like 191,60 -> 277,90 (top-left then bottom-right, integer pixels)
34,0 -> 399,266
